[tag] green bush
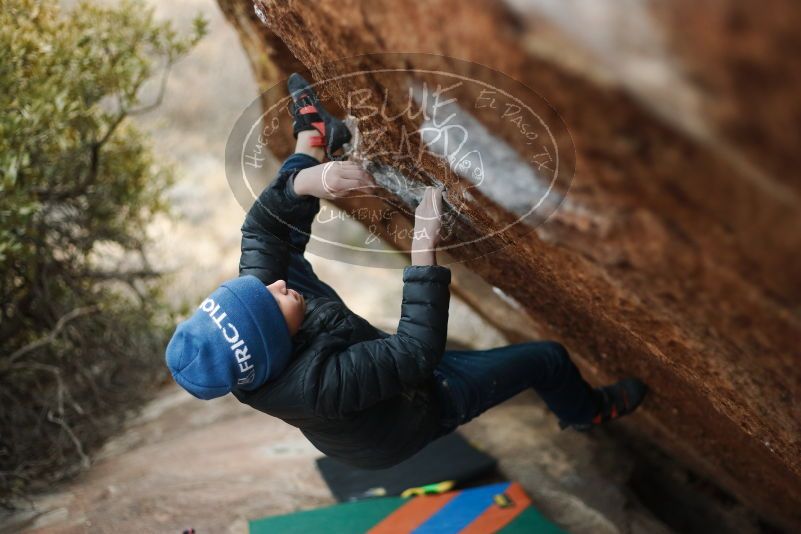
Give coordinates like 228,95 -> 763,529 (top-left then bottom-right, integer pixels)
0,0 -> 205,502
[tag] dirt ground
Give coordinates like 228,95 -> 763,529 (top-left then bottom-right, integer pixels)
3,384 -> 673,534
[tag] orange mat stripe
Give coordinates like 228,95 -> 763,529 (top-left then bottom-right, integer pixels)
368,492 -> 457,534
459,482 -> 532,534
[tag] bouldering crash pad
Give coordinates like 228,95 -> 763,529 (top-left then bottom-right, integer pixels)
316,432 -> 497,502
249,481 -> 566,533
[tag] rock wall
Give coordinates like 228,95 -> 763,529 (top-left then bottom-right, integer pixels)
653,0 -> 801,196
217,0 -> 801,528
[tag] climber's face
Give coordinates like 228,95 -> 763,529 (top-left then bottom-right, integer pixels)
266,279 -> 306,335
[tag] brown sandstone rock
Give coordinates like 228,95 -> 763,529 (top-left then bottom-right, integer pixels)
653,0 -> 801,197
217,0 -> 801,528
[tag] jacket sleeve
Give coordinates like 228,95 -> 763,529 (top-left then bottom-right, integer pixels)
307,265 -> 451,419
239,170 -> 320,284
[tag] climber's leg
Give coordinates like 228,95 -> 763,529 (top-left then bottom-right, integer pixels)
293,131 -> 325,163
434,341 -> 600,429
434,341 -> 646,432
272,78 -> 352,303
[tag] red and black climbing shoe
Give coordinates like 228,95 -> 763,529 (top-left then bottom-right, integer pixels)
287,72 -> 352,160
561,378 -> 647,431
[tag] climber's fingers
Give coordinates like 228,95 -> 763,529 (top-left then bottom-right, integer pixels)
415,186 -> 444,221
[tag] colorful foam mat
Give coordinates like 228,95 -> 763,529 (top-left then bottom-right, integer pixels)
249,482 -> 567,533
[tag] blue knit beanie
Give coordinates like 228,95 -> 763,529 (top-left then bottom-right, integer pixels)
165,275 -> 292,400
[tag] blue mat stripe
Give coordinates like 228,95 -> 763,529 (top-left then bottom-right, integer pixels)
412,482 -> 511,534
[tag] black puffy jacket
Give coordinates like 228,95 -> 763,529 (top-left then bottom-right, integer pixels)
232,168 -> 451,468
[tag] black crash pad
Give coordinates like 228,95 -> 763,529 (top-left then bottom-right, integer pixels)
315,432 -> 498,502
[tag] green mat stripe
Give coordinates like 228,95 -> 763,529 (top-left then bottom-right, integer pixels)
498,506 -> 568,534
249,497 -> 405,534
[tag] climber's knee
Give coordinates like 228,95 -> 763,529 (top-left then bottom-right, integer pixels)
543,341 -> 570,362
541,341 -> 573,381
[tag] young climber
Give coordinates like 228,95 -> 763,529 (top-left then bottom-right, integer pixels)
165,74 -> 647,469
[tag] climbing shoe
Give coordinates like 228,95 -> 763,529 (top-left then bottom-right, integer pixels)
287,72 -> 351,160
560,377 -> 647,431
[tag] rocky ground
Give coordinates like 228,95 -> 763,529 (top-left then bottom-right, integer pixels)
4,383 -> 673,534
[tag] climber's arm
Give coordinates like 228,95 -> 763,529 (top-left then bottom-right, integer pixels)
239,168 -> 320,284
239,161 -> 375,284
292,161 -> 375,200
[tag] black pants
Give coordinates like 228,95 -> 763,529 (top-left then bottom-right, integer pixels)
433,342 -> 599,430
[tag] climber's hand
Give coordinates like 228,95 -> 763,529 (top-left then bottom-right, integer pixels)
293,161 -> 375,200
411,186 -> 444,266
